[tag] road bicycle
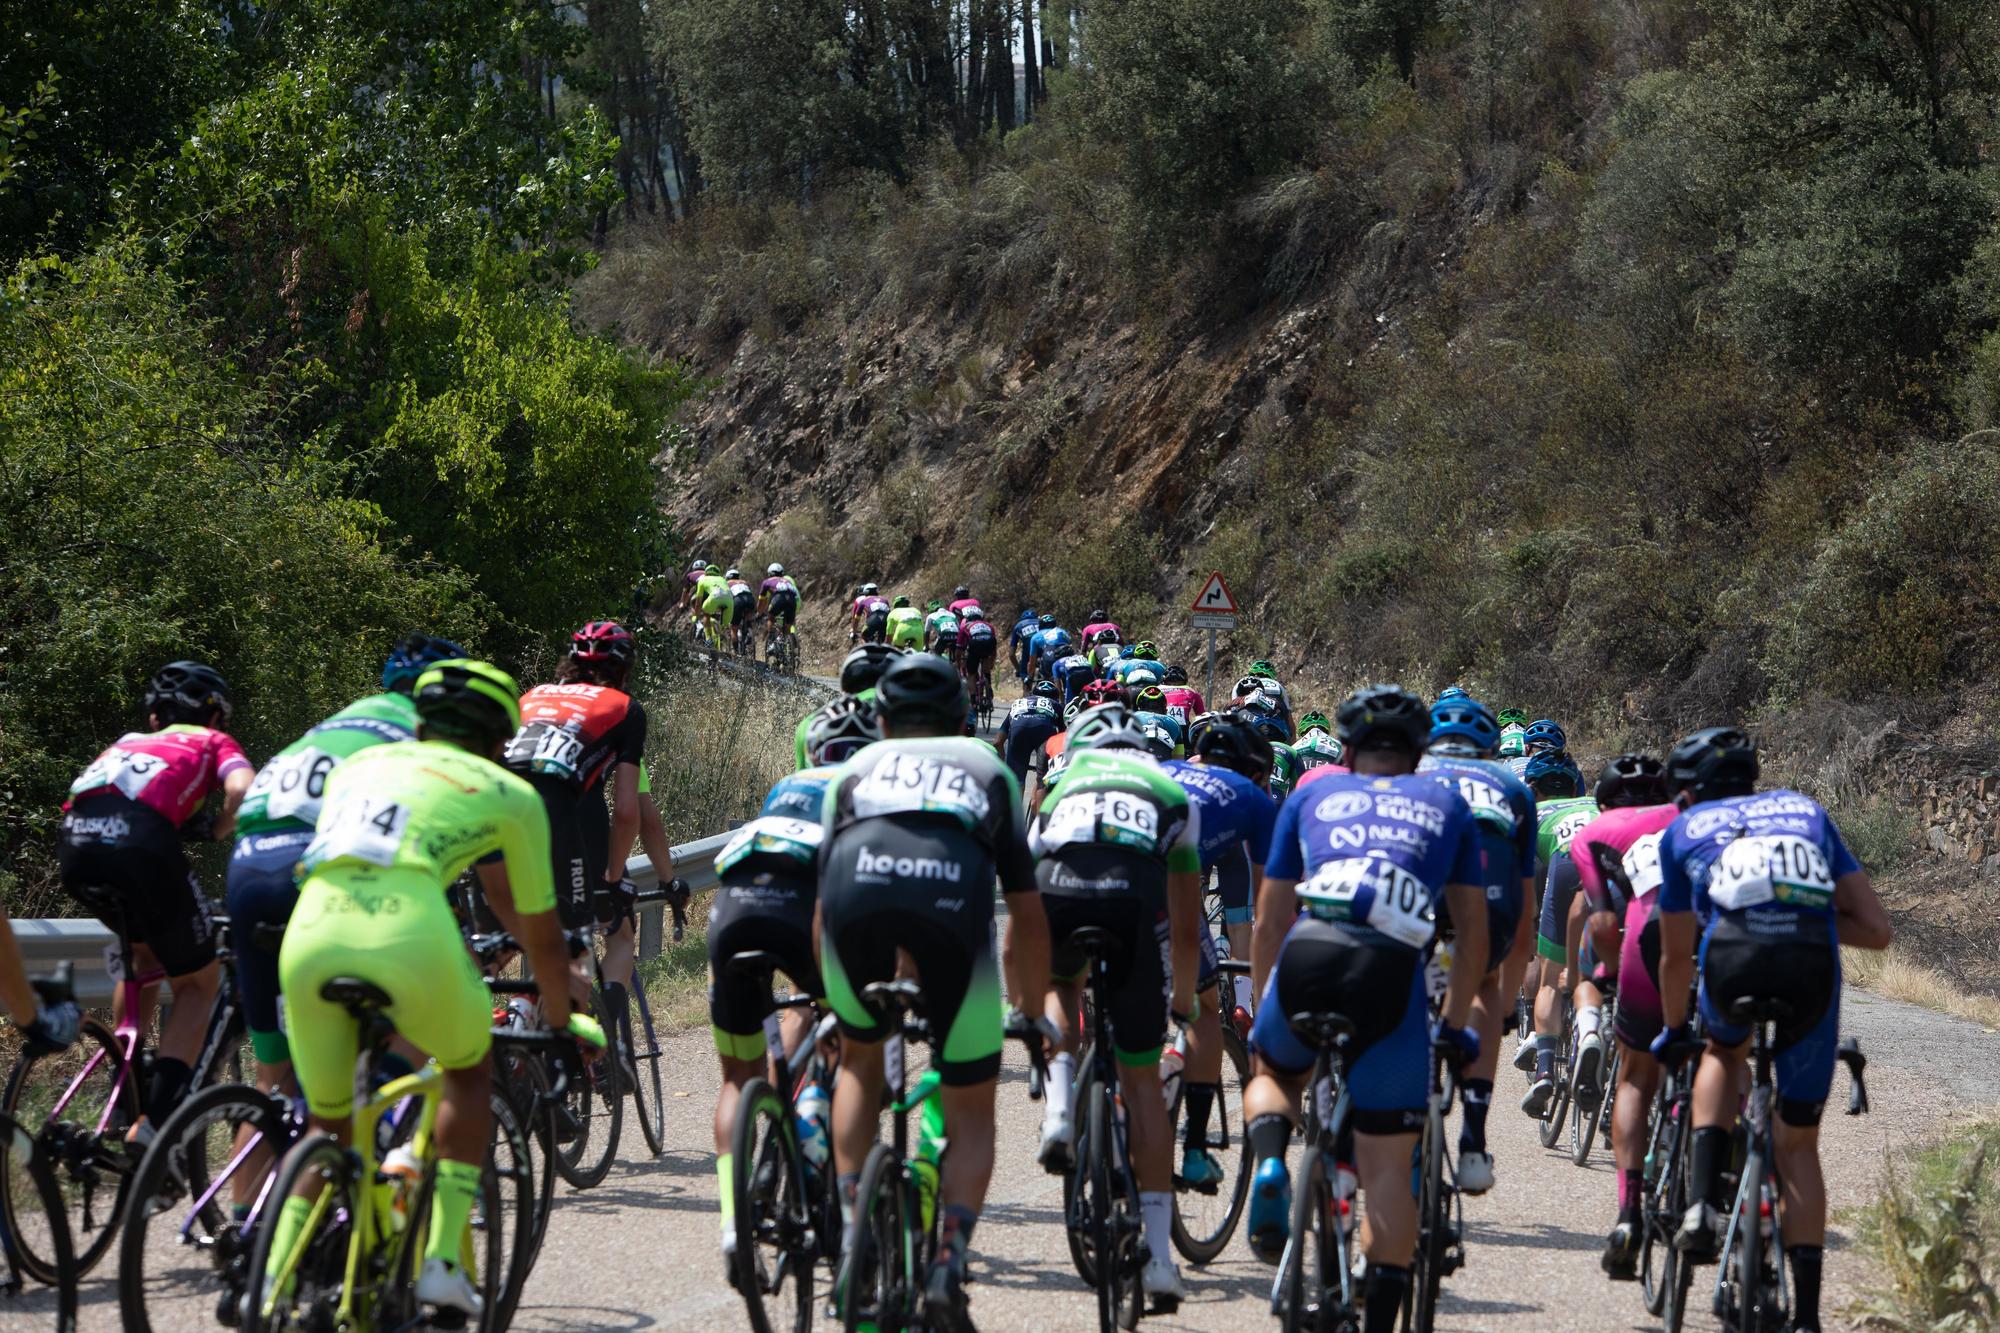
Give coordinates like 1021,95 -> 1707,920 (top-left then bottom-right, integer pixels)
1640,1020 -> 1703,1331
1569,985 -> 1620,1167
1533,989 -> 1575,1151
1408,1039 -> 1466,1331
1268,1009 -> 1360,1333
763,622 -> 800,674
1163,960 -> 1251,1265
0,1033 -> 79,1331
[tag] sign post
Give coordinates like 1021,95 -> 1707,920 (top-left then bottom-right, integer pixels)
1188,572 -> 1240,707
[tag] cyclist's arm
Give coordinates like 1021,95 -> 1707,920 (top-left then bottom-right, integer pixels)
606,762 -> 640,883
636,791 -> 677,884
210,764 -> 254,841
1001,889 -> 1052,1025
1439,880 -> 1487,1029
1833,870 -> 1892,949
1657,909 -> 1696,1030
1166,806 -> 1201,1018
1250,876 -> 1296,1003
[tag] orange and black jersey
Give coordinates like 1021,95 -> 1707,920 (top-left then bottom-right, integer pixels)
502,683 -> 647,795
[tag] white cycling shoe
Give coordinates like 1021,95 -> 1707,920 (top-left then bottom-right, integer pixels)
1142,1254 -> 1186,1309
1511,1038 -> 1540,1073
1037,1114 -> 1075,1174
1457,1149 -> 1496,1195
417,1257 -> 484,1317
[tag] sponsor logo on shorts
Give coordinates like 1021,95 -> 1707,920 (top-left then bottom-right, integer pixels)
62,813 -> 130,842
854,845 -> 963,883
1050,866 -> 1131,892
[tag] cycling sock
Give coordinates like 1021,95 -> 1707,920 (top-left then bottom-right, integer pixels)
1233,975 -> 1255,1013
1576,1006 -> 1602,1041
1786,1245 -> 1823,1330
145,1057 -> 193,1125
716,1152 -> 735,1232
263,1194 -> 314,1284
1248,1113 -> 1292,1164
424,1158 -> 484,1265
602,981 -> 630,1031
1534,1041 -> 1557,1082
1139,1190 -> 1173,1263
935,1204 -> 978,1264
837,1172 -> 860,1228
1362,1264 -> 1411,1333
1458,1079 -> 1493,1154
1689,1126 -> 1730,1211
1046,1052 -> 1077,1123
1617,1168 -> 1642,1217
1182,1084 -> 1217,1151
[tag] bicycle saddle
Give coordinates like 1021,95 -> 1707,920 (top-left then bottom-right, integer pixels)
1067,926 -> 1119,956
860,978 -> 926,1017
320,977 -> 393,1013
725,949 -> 780,979
1726,995 -> 1795,1027
1288,1011 -> 1356,1047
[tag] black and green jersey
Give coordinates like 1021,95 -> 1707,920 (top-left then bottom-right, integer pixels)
1030,749 -> 1199,902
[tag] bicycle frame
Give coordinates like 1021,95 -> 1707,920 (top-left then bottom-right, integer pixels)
1711,1018 -> 1787,1328
1271,1028 -> 1358,1322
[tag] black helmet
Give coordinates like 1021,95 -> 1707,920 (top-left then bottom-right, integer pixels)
1088,608 -> 1107,622
1031,680 -> 1061,701
1038,614 -> 1057,628
805,696 -> 883,766
953,585 -> 971,599
414,659 -> 521,748
1334,685 -> 1429,754
1189,712 -> 1274,786
1595,753 -> 1670,809
1161,664 -> 1188,685
1666,727 -> 1759,803
840,642 -> 905,695
875,654 -> 965,728
146,661 -> 234,726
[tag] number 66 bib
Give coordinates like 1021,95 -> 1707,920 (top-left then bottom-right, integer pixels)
1300,855 -> 1435,949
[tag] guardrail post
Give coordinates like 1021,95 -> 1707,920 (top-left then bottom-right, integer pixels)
639,902 -> 662,962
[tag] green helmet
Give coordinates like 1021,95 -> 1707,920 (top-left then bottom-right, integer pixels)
1496,707 -> 1528,726
1299,710 -> 1331,737
414,659 -> 521,745
1249,659 -> 1278,680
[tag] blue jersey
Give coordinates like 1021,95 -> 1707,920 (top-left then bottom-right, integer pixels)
1163,760 -> 1277,874
1029,627 -> 1073,664
1417,753 -> 1538,894
1658,789 -> 1859,924
1266,773 -> 1481,950
760,767 -> 837,823
1053,654 -> 1095,702
1011,613 -> 1041,653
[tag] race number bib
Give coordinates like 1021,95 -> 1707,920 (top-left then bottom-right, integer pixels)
1707,834 -> 1834,911
1550,809 -> 1594,853
1453,776 -> 1516,833
504,723 -> 584,782
306,794 -> 410,868
852,754 -> 992,825
1623,832 -> 1665,899
1299,855 -> 1435,948
70,746 -> 169,802
716,816 -> 824,874
251,747 -> 339,824
1040,790 -> 1160,853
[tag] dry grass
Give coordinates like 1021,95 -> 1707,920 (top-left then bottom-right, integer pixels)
1844,946 -> 2000,1032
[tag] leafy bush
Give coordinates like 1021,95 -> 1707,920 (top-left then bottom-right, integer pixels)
1858,1123 -> 2000,1331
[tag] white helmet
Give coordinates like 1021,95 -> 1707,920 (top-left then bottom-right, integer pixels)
725,568 -> 741,579
964,607 -> 986,620
767,563 -> 785,576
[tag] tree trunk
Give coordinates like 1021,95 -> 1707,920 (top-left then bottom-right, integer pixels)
990,2 -> 1016,133
1021,0 -> 1040,115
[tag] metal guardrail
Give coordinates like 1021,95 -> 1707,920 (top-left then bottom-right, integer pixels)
15,829 -> 738,1003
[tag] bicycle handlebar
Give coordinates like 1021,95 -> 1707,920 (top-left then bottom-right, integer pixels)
1003,1011 -> 1050,1102
29,961 -> 73,1008
1838,1037 -> 1868,1116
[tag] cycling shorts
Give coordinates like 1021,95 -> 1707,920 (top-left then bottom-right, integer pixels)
1537,853 -> 1582,963
280,870 -> 492,1119
702,590 -> 736,624
707,877 -> 821,1060
1213,846 -> 1256,925
534,781 -> 631,934
1046,895 -> 1168,1065
1613,897 -> 1665,1051
818,822 -> 1006,1086
963,638 -> 996,669
1436,852 -> 1524,974
572,788 -> 635,933
767,591 -> 799,628
226,829 -> 315,1063
57,795 -> 217,978
1002,720 -> 1059,786
1698,913 -> 1841,1124
889,623 -> 924,650
1249,916 -> 1428,1131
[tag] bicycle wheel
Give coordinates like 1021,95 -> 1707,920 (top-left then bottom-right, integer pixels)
623,993 -> 667,1157
494,1043 -> 556,1256
1280,1147 -> 1341,1333
242,1132 -> 356,1333
0,1112 -> 77,1331
1639,1088 -> 1676,1318
1538,1027 -> 1574,1150
1063,1066 -> 1102,1286
1574,1045 -> 1616,1166
1171,1025 -> 1252,1263
1088,1085 -> 1137,1333
838,1142 -> 917,1333
552,1000 -> 623,1189
483,1090 -> 537,1330
730,1078 -> 813,1333
1406,1099 -> 1448,1332
1660,1124 -> 1697,1333
119,1082 -> 291,1333
3,1017 -> 139,1283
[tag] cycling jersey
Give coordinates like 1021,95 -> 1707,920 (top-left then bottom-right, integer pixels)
924,608 -> 960,646
1529,794 -> 1600,962
1053,654 -> 1096,706
1133,709 -> 1185,758
1027,627 -> 1072,673
948,598 -> 983,618
1534,795 -> 1600,877
1160,686 -> 1206,725
1568,804 -> 1680,1048
1009,612 -> 1040,658
282,740 -> 554,1118
818,738 -> 1033,1085
696,571 -> 730,605
66,724 -> 251,827
1267,744 -> 1300,801
996,697 -> 1062,784
961,618 -> 997,659
760,575 -> 799,601
504,684 -> 646,795
1292,731 -> 1344,775
887,606 -> 925,649
1418,753 -> 1537,968
237,694 -> 418,837
1041,731 -> 1071,787
1109,657 -> 1162,687
1163,759 -> 1276,927
728,579 -> 756,615
1080,622 -> 1122,647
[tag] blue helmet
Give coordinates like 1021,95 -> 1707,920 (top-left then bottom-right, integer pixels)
1436,686 -> 1471,705
1429,698 -> 1500,753
1524,749 -> 1585,797
383,634 -> 466,692
1524,719 -> 1567,753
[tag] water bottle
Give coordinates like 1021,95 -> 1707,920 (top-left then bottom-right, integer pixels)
381,1145 -> 422,1234
912,1078 -> 946,1234
1159,1035 -> 1186,1113
795,1082 -> 831,1174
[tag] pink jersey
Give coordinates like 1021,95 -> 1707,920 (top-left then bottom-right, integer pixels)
1161,686 -> 1206,723
1295,763 -> 1352,791
65,725 -> 251,825
1570,804 -> 1680,913
1082,622 -> 1123,646
949,598 -> 983,617
852,595 -> 889,617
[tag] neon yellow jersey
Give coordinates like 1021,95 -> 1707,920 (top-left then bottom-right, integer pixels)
696,572 -> 730,603
298,740 -> 556,915
887,607 -> 925,648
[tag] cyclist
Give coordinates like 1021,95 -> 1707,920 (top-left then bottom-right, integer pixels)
1080,609 -> 1122,648
1052,648 -> 1098,709
793,644 -> 902,768
1233,671 -> 1293,729
1107,640 -> 1163,687
726,569 -> 757,648
1159,665 -> 1205,724
887,594 -> 926,650
694,563 -> 734,650
1027,614 -> 1074,682
995,681 -> 1063,787
1417,694 -> 1538,1194
1088,633 -> 1125,676
1654,729 -> 1892,1333
820,654 -> 1052,1331
757,563 -> 800,639
1132,683 -> 1187,757
852,583 -> 892,644
676,558 -> 710,619
1519,750 -> 1602,1114
1010,606 -> 1042,685
1524,718 -> 1567,756
59,660 -> 252,1139
1243,686 -> 1487,1332
709,700 -> 879,1266
1291,711 -> 1345,776
228,635 -> 461,1099
503,622 -> 647,1023
948,585 -> 982,617
270,659 -> 600,1317
1167,710 -> 1278,1024
1496,708 -> 1530,777
1563,753 -> 1676,1278
1026,704 -> 1202,1308
923,600 -> 962,671
1238,701 -> 1298,800
960,606 -> 998,700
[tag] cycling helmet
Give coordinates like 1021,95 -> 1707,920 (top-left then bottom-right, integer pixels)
1081,679 -> 1126,705
1428,698 -> 1501,755
860,582 -> 880,596
1523,750 -> 1585,798
926,599 -> 942,612
1133,684 -> 1168,712
414,659 -> 521,747
893,595 -> 911,608
691,559 -> 708,572
1496,707 -> 1527,727
1436,686 -> 1470,705
1189,712 -> 1274,785
1334,685 -> 1429,754
1039,614 -> 1058,628
874,653 -> 965,729
1067,702 -> 1137,748
1162,664 -> 1188,685
725,568 -> 741,580
1021,607 -> 1036,620
805,696 -> 883,766
1524,719 -> 1567,753
382,634 -> 465,693
1233,675 -> 1278,700
1088,609 -> 1107,622
570,621 -> 635,670
1595,753 -> 1670,809
1666,727 -> 1759,802
1031,680 -> 1061,701
1248,660 -> 1278,680
1091,628 -> 1121,646
767,563 -> 785,576
1132,640 -> 1159,661
145,661 -> 234,726
1063,697 -> 1088,723
840,642 -> 904,695
953,585 -> 971,599
963,607 -> 986,621
1297,710 -> 1332,737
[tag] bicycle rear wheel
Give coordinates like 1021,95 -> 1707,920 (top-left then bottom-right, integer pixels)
0,1112 -> 77,1331
1639,1088 -> 1677,1318
624,991 -> 667,1157
552,993 -> 623,1189
3,1017 -> 139,1283
242,1132 -> 355,1333
1406,1098 -> 1449,1332
1063,1064 -> 1103,1286
494,1041 -> 557,1256
1279,1147 -> 1343,1332
1538,1027 -> 1574,1150
483,1089 -> 537,1329
1170,1025 -> 1252,1263
730,1078 -> 813,1333
1086,1086 -> 1139,1333
118,1082 -> 290,1333
838,1142 -> 918,1333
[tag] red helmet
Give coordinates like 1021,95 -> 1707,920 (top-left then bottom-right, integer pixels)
570,621 -> 635,668
1080,679 -> 1125,706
